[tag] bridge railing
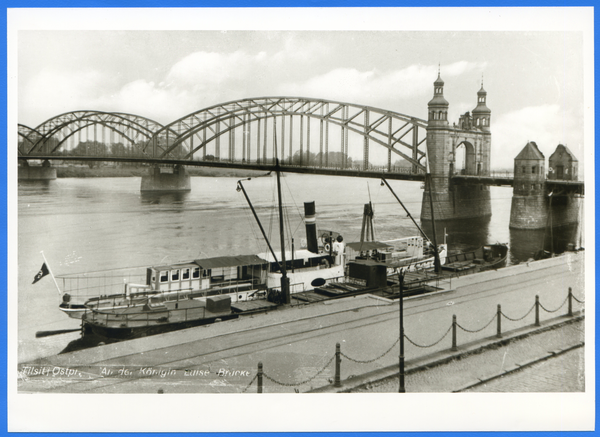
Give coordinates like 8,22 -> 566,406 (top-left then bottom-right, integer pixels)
451,171 -> 514,179
489,171 -> 514,178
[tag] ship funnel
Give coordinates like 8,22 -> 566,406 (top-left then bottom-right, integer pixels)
304,201 -> 319,253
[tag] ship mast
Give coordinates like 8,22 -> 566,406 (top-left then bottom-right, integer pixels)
273,121 -> 290,303
426,173 -> 441,273
275,158 -> 291,304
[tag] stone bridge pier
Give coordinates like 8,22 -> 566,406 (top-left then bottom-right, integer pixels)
18,160 -> 57,180
509,143 -> 581,230
141,165 -> 191,192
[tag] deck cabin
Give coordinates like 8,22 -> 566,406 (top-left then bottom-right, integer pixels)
258,245 -> 346,293
346,236 -> 424,263
146,254 -> 268,302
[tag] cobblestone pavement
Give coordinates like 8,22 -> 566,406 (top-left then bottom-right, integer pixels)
464,346 -> 584,392
351,319 -> 584,393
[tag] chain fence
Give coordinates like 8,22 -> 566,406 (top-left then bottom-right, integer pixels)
501,303 -> 536,322
456,312 -> 497,333
341,338 -> 400,363
571,294 -> 585,304
242,287 -> 583,392
262,354 -> 336,388
241,373 -> 258,393
539,295 -> 569,313
405,324 -> 453,348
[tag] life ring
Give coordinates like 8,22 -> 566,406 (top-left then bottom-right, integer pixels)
324,243 -> 331,252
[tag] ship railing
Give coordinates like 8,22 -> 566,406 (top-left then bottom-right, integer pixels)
57,269 -> 147,300
84,304 -> 209,328
203,277 -> 265,297
84,285 -> 198,309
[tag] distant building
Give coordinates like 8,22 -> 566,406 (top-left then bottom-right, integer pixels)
548,144 -> 578,181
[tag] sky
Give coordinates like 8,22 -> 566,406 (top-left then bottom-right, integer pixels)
14,9 -> 590,170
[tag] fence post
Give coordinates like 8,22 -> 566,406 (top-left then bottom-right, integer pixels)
568,287 -> 573,317
496,304 -> 502,338
257,362 -> 263,394
334,343 -> 342,387
451,314 -> 458,351
535,295 -> 540,326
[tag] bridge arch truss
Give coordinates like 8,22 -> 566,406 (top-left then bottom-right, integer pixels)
19,111 -> 176,159
148,97 -> 428,173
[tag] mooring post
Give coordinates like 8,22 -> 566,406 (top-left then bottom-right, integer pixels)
257,362 -> 263,394
496,304 -> 502,338
535,295 -> 540,326
334,343 -> 342,387
451,314 -> 458,351
568,287 -> 573,317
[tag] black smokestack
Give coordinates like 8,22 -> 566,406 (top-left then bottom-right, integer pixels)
304,201 -> 319,253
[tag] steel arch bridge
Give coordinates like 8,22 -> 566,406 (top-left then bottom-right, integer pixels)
18,97 -> 429,178
18,111 -> 177,157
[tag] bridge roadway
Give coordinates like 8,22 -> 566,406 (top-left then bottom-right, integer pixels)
452,174 -> 585,194
18,251 -> 584,397
20,155 -> 427,181
22,156 -> 586,193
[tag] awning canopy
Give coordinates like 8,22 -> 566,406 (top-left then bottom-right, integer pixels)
193,254 -> 267,269
257,249 -> 324,263
346,241 -> 393,251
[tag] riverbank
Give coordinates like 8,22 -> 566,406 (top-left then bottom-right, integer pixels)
53,164 -> 268,178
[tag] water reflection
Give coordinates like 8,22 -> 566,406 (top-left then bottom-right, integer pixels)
422,215 -> 581,265
421,216 -> 492,253
509,223 -> 580,264
17,179 -> 53,193
140,191 -> 190,208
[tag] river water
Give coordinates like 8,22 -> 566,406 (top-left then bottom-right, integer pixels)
16,174 -> 580,362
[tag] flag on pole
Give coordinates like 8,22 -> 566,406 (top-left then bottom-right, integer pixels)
32,263 -> 50,284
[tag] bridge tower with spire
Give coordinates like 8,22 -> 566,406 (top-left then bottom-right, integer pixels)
420,71 -> 492,222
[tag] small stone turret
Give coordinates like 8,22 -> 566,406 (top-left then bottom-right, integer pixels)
472,83 -> 491,132
427,72 -> 449,127
548,144 -> 578,181
513,141 -> 546,197
509,142 -> 547,229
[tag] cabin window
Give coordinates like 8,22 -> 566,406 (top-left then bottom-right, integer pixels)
160,271 -> 168,283
202,269 -> 210,278
193,267 -> 200,278
182,268 -> 190,280
522,166 -> 526,174
532,166 -> 536,174
171,269 -> 179,281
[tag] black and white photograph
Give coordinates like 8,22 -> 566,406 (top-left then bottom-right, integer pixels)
8,7 -> 594,432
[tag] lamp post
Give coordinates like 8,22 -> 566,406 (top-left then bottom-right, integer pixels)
398,271 -> 405,393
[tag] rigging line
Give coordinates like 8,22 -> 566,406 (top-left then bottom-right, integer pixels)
283,195 -> 297,244
238,191 -> 262,253
281,175 -> 306,237
282,174 -> 305,222
266,173 -> 278,253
